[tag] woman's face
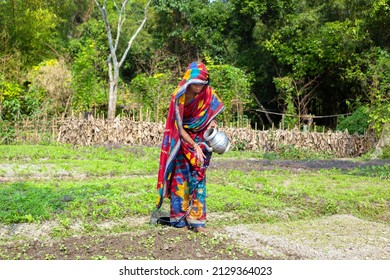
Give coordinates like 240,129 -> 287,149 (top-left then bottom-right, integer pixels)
188,83 -> 205,94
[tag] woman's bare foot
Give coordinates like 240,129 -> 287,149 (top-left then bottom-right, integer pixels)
180,226 -> 189,231
193,227 -> 208,234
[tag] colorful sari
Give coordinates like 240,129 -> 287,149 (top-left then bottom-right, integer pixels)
156,62 -> 224,228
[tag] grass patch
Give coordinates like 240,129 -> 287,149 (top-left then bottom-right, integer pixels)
348,164 -> 390,179
0,145 -> 159,178
0,177 -> 156,223
208,169 -> 389,224
0,144 -> 388,230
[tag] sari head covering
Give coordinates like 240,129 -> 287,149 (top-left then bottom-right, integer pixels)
156,61 -> 224,210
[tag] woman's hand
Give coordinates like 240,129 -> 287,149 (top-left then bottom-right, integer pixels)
193,143 -> 206,164
178,125 -> 206,164
207,119 -> 218,130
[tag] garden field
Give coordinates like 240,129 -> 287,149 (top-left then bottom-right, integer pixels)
0,145 -> 389,260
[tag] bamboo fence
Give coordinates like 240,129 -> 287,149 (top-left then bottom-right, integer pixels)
13,116 -> 61,144
51,115 -> 375,157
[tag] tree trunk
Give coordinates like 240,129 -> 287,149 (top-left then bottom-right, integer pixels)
107,61 -> 120,120
95,0 -> 151,120
108,80 -> 117,120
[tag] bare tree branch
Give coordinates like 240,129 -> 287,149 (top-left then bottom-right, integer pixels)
94,0 -> 118,64
114,0 -> 129,52
119,0 -> 151,68
113,0 -> 119,12
251,92 -> 274,126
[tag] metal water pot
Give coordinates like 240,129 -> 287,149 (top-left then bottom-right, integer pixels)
199,128 -> 231,154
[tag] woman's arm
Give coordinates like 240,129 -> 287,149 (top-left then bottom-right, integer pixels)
179,126 -> 206,164
207,119 -> 218,130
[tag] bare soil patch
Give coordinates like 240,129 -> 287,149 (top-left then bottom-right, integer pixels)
226,214 -> 390,260
210,158 -> 389,172
1,214 -> 388,260
0,226 -> 262,260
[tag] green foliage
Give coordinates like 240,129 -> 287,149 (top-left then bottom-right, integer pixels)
337,106 -> 370,135
366,0 -> 390,47
0,72 -> 44,122
379,145 -> 390,159
273,76 -> 299,128
0,0 -> 91,66
366,49 -> 390,135
184,0 -> 234,61
12,7 -> 60,64
128,58 -> 252,125
244,0 -> 384,127
128,72 -> 175,121
70,38 -> 106,113
0,74 -> 22,121
349,164 -> 390,179
206,57 -> 253,125
0,0 -> 389,129
0,0 -> 103,119
231,139 -> 249,151
151,0 -> 233,63
22,86 -> 45,117
265,11 -> 371,81
264,8 -> 323,79
27,59 -> 72,118
263,144 -> 331,160
0,181 -> 66,223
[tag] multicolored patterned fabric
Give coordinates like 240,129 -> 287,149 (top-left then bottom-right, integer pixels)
156,62 -> 224,228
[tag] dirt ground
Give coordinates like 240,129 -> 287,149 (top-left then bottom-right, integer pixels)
210,158 -> 389,172
1,213 -> 389,260
0,159 -> 389,260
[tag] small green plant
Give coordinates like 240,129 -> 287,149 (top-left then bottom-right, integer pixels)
139,236 -> 155,249
59,244 -> 68,255
45,254 -> 56,260
349,165 -> 390,179
91,255 -> 108,260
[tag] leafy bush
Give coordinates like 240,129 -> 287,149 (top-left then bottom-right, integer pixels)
28,59 -> 72,118
206,57 -> 253,125
379,145 -> 390,159
337,106 -> 370,135
0,74 -> 23,121
70,38 -> 107,113
367,49 -> 390,136
129,72 -> 175,122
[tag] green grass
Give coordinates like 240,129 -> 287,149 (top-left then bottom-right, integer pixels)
0,178 -> 156,223
208,169 -> 389,224
0,144 -> 159,178
0,144 -> 159,163
0,144 -> 389,229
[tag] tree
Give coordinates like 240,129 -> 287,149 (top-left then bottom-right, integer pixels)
70,38 -> 107,113
129,72 -> 174,122
28,59 -> 72,119
273,76 -> 319,128
94,0 -> 151,120
151,0 -> 234,65
366,49 -> 390,135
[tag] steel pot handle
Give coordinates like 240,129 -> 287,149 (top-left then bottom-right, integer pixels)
198,142 -> 213,152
